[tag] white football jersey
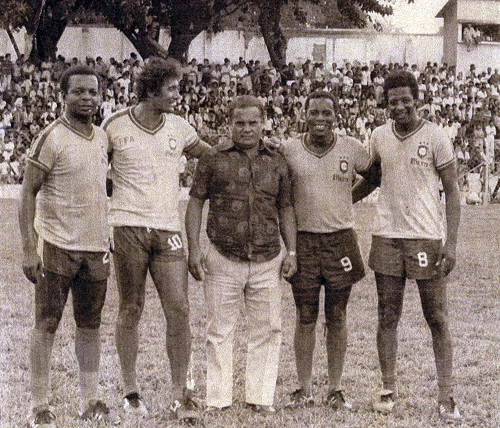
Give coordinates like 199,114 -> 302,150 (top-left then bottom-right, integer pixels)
102,107 -> 200,231
370,119 -> 455,240
28,117 -> 109,252
285,134 -> 370,233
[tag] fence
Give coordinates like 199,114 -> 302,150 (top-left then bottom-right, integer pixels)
459,161 -> 500,205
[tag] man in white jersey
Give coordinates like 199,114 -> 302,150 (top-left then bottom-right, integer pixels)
283,91 -> 370,410
353,70 -> 461,422
102,57 -> 214,423
19,66 -> 118,427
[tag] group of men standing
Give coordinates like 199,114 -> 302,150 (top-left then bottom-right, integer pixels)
18,57 -> 461,427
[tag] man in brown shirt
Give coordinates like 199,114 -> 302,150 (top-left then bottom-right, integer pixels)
186,95 -> 297,413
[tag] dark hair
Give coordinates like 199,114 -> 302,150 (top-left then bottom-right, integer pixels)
135,57 -> 182,101
60,65 -> 100,95
228,95 -> 265,121
305,90 -> 337,111
383,70 -> 418,101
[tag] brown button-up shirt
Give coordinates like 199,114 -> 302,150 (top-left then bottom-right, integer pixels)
189,143 -> 293,262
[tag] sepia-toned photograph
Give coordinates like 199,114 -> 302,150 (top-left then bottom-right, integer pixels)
0,0 -> 499,426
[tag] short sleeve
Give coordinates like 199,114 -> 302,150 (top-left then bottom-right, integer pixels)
434,127 -> 455,170
276,154 -> 294,209
352,138 -> 371,173
189,152 -> 213,200
27,130 -> 58,173
177,117 -> 199,153
100,115 -> 115,154
369,128 -> 381,164
106,129 -> 114,154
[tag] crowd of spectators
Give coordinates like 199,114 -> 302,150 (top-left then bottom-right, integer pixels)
1,52 -> 500,189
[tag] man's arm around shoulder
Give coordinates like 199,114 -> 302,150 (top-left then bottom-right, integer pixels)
352,160 -> 381,203
185,138 -> 217,159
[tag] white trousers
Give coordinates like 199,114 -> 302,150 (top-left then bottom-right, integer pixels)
203,243 -> 283,407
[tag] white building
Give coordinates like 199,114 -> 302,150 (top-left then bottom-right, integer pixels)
438,0 -> 500,73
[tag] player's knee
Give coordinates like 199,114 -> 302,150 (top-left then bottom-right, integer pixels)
117,303 -> 143,328
164,302 -> 190,329
166,308 -> 191,338
424,310 -> 448,332
75,301 -> 105,329
378,312 -> 400,330
326,306 -> 347,328
75,313 -> 102,330
35,316 -> 61,335
298,305 -> 319,325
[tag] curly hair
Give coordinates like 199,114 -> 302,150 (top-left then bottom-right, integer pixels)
383,70 -> 419,101
305,90 -> 338,111
134,57 -> 182,101
60,65 -> 100,95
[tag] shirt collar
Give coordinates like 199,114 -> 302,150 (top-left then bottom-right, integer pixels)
220,139 -> 270,154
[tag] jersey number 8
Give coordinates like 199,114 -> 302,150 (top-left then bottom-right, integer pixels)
417,251 -> 428,267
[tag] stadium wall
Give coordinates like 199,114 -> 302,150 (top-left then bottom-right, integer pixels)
1,26 -> 443,69
284,30 -> 442,70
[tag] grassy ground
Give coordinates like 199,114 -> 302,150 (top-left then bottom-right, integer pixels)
0,199 -> 498,427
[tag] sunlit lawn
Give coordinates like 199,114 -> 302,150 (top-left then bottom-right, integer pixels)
1,199 -> 498,427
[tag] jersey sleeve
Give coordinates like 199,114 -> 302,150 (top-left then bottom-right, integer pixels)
103,123 -> 114,154
368,127 -> 381,165
27,128 -> 58,173
351,137 -> 371,173
434,127 -> 455,170
276,154 -> 294,209
100,115 -> 115,154
177,116 -> 199,153
189,152 -> 213,200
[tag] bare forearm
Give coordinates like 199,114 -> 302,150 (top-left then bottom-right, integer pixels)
445,187 -> 461,247
19,185 -> 38,254
440,163 -> 461,248
279,205 -> 297,252
185,197 -> 205,252
352,177 -> 378,204
353,161 -> 382,203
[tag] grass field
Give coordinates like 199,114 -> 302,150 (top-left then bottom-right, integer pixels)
0,198 -> 499,427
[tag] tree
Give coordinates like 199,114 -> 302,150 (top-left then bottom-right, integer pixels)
162,0 -> 250,63
256,1 -> 287,71
9,0 -> 168,62
0,1 -> 37,58
24,0 -> 249,63
29,0 -> 89,63
165,0 -> 409,67
254,0 -> 398,71
89,0 -> 170,60
167,0 -> 246,63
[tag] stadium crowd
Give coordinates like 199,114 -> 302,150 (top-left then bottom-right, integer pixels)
1,52 -> 499,186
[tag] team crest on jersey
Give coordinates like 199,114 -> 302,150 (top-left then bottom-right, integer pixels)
417,145 -> 428,158
339,159 -> 349,173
